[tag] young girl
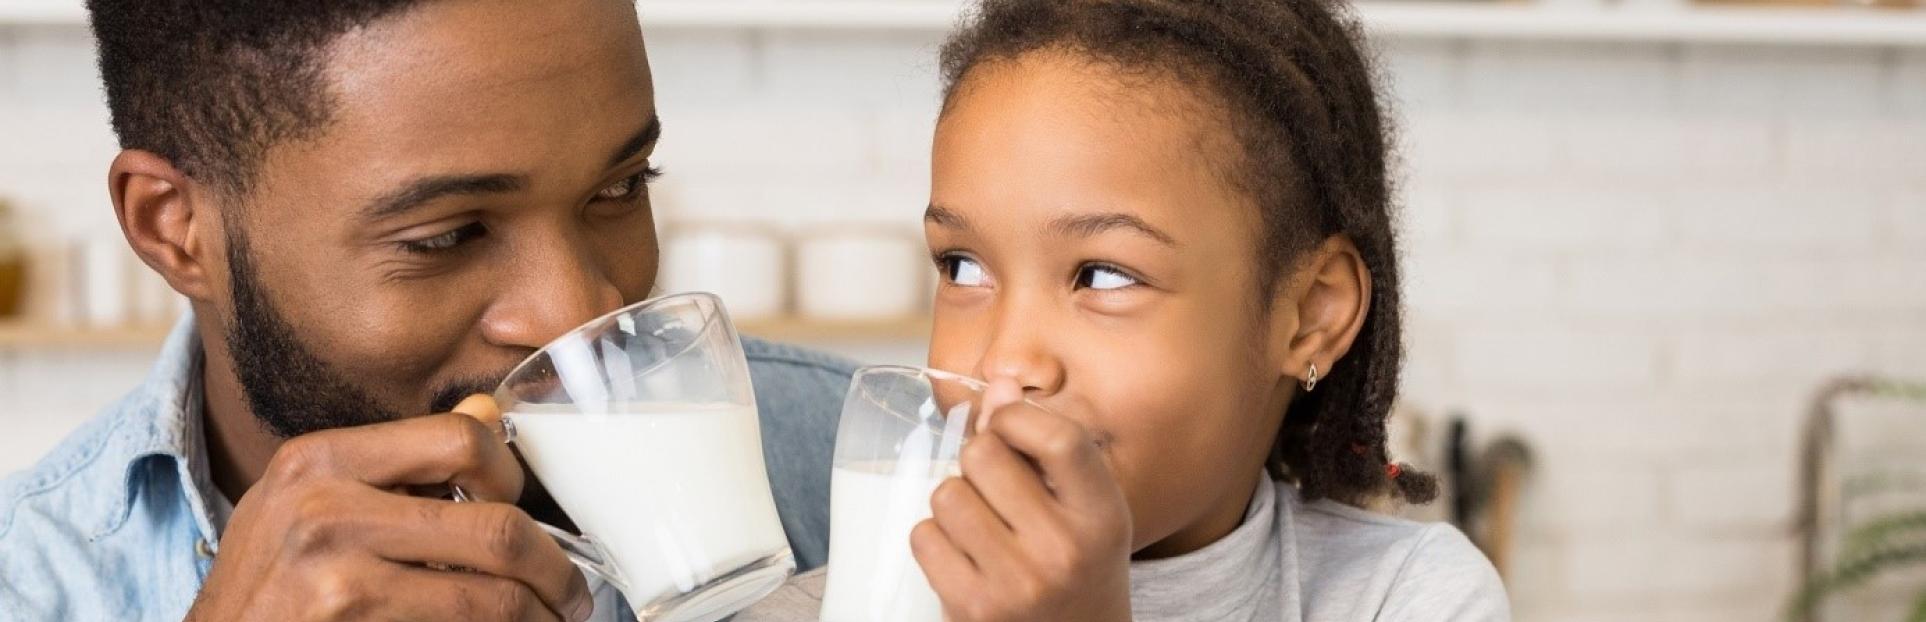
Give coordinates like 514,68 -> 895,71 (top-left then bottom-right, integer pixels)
749,0 -> 1507,619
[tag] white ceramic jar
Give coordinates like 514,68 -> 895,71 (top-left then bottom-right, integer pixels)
658,224 -> 787,321
794,228 -> 923,322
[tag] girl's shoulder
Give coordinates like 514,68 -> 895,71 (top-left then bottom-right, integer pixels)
1279,482 -> 1512,621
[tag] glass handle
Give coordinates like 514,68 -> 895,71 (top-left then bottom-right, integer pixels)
449,484 -> 627,593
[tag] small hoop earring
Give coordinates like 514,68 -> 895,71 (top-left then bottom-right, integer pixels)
1304,363 -> 1320,392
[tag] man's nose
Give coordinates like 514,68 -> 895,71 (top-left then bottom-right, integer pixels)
480,248 -> 626,350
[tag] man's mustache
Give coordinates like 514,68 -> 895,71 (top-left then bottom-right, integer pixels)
428,374 -> 511,415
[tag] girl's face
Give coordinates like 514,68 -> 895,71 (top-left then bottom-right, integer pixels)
926,51 -> 1302,557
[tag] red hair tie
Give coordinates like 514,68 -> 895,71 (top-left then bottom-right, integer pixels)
1386,463 -> 1403,479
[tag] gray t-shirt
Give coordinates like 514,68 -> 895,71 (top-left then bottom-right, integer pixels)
738,476 -> 1510,621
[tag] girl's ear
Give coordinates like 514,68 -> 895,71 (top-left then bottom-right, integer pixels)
1266,235 -> 1371,389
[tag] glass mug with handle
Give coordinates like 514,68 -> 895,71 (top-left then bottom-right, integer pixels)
818,366 -> 1051,622
453,292 -> 794,622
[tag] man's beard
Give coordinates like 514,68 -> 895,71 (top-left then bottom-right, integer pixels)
223,230 -> 502,439
220,230 -> 580,527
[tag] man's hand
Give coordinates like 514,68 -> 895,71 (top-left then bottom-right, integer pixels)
185,399 -> 593,621
911,380 -> 1134,622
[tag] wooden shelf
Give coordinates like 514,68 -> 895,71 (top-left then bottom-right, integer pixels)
0,322 -> 172,350
737,315 -> 930,341
0,317 -> 929,349
7,2 -> 1925,46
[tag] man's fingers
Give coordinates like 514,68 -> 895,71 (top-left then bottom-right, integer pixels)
268,413 -> 525,503
982,403 -> 1115,511
379,563 -> 571,622
453,394 -> 507,438
350,492 -> 591,620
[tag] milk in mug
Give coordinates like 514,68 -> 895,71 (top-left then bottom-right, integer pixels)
508,403 -> 791,609
818,460 -> 959,622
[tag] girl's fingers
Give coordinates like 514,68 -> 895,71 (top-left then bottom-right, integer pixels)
983,402 -> 1118,512
957,431 -> 1060,537
927,476 -> 1022,576
910,518 -> 982,602
976,377 -> 1025,435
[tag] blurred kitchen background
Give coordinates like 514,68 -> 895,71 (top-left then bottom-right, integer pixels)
3,0 -> 1925,620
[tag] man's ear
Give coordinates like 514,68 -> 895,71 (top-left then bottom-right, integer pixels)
1265,235 -> 1371,389
109,150 -> 221,303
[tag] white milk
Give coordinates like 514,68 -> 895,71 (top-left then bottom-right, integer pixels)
508,403 -> 790,609
819,461 -> 959,622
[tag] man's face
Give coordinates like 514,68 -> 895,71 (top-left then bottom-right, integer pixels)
215,0 -> 659,436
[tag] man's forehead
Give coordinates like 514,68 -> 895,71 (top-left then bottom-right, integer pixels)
257,0 -> 654,204
323,0 -> 650,122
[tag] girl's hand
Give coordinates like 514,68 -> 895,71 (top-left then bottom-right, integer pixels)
910,380 -> 1134,622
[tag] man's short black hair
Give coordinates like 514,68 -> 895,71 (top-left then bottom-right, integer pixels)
88,0 -> 426,197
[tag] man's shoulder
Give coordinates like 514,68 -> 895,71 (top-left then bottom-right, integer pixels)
0,395 -> 158,620
741,337 -> 861,402
742,337 -> 861,378
0,401 -> 140,541
5,315 -> 198,543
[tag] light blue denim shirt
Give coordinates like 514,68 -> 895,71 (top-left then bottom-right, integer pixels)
0,315 -> 856,621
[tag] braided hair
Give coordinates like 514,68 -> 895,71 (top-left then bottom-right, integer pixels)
938,0 -> 1436,506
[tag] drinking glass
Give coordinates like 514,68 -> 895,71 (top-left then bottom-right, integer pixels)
460,292 -> 794,622
817,366 -> 1043,622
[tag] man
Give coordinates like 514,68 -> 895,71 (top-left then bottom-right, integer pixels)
0,1 -> 853,620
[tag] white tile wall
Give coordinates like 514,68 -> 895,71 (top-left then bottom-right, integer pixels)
1677,45 -> 1888,118
1893,185 -> 1926,241
1668,460 -> 1799,531
1896,50 -> 1926,115
3,17 -> 1925,622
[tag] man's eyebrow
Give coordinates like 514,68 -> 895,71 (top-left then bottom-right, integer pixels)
608,115 -> 662,169
1048,212 -> 1178,247
924,204 -> 970,229
360,173 -> 527,221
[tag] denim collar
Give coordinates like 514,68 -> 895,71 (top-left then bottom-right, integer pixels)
84,313 -> 223,546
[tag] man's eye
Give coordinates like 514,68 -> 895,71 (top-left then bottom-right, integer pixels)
399,223 -> 487,254
596,166 -> 662,201
938,254 -> 989,287
1075,263 -> 1140,291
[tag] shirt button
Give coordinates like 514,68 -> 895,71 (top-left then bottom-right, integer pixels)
195,538 -> 215,559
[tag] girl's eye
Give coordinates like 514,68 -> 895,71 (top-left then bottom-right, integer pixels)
1076,263 -> 1140,291
939,254 -> 989,287
399,222 -> 487,254
596,166 -> 662,201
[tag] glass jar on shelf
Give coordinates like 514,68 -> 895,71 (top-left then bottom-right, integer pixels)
0,198 -> 24,319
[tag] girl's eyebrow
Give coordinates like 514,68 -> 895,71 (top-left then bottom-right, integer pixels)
925,204 -> 971,229
1048,212 -> 1178,247
926,204 -> 1179,248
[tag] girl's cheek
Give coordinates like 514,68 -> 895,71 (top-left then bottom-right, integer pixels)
926,308 -> 988,373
